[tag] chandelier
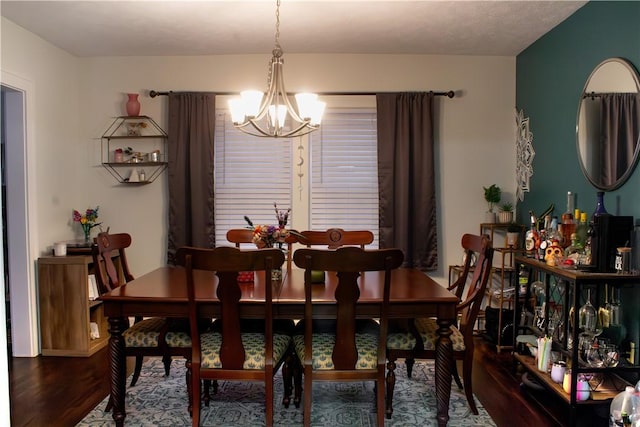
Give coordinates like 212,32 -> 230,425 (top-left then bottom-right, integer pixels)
228,0 -> 325,138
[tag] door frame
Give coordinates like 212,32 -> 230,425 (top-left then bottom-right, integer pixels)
1,70 -> 40,358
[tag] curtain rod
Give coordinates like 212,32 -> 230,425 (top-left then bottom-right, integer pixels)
149,90 -> 455,98
582,91 -> 638,99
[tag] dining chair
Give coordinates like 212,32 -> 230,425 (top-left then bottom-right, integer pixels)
175,246 -> 292,427
385,233 -> 494,417
292,246 -> 404,426
299,228 -> 374,249
91,231 -> 192,411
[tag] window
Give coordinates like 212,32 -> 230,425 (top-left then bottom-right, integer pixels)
309,110 -> 379,247
214,108 -> 379,247
214,112 -> 293,245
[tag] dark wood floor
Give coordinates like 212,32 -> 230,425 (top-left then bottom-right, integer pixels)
8,337 -> 609,426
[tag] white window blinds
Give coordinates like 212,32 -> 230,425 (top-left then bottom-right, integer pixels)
214,109 -> 379,248
214,111 -> 293,246
309,110 -> 379,247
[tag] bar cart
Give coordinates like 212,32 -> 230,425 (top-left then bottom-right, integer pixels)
512,256 -> 639,426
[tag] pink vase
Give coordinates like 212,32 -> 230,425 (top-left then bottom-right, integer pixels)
126,93 -> 141,116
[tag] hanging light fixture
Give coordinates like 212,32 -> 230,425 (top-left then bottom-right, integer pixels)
228,0 -> 325,138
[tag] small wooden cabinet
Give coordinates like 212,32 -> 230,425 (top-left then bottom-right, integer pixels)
37,254 -> 115,356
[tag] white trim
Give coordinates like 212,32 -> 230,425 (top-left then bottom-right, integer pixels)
1,69 -> 41,357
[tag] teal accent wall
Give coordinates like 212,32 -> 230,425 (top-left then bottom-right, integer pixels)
516,1 -> 640,222
517,0 -> 640,364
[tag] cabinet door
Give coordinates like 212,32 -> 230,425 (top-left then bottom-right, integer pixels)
38,259 -> 90,354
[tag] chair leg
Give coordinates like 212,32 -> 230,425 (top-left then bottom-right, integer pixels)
385,359 -> 397,419
203,380 -> 211,407
405,357 -> 415,377
162,353 -> 172,376
130,355 -> 144,387
376,376 -> 385,427
282,351 -> 293,408
191,367 -> 202,427
452,358 -> 463,390
293,357 -> 302,409
303,367 -> 312,427
186,360 -> 193,416
463,352 -> 478,415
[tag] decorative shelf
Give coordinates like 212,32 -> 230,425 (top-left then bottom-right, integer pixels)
101,115 -> 167,184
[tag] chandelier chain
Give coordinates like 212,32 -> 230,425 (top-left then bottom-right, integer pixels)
267,0 -> 282,91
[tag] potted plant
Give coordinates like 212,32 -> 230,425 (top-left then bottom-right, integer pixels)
483,184 -> 501,223
506,222 -> 521,247
498,202 -> 514,224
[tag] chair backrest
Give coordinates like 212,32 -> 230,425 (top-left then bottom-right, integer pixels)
226,228 -> 298,269
91,231 -> 134,294
225,229 -> 255,247
293,247 -> 404,370
448,233 -> 486,299
456,234 -> 494,339
175,246 -> 285,370
299,228 -> 374,249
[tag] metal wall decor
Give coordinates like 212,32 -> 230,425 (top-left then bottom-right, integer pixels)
515,108 -> 535,201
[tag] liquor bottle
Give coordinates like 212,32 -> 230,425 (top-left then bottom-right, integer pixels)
525,211 -> 539,258
565,233 -> 585,265
576,212 -> 589,247
538,215 -> 551,261
549,216 -> 563,247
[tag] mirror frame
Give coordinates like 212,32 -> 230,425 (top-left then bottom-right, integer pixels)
576,57 -> 640,191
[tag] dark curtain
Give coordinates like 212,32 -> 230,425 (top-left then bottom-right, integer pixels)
166,92 -> 216,264
376,92 -> 437,271
600,93 -> 640,186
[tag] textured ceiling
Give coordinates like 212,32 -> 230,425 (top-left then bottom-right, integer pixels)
1,0 -> 588,57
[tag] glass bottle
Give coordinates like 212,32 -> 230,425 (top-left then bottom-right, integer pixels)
576,212 -> 589,247
593,191 -> 609,218
566,191 -> 575,217
565,233 -> 585,265
525,211 -> 539,258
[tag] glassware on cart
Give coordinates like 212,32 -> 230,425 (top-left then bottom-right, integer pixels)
585,341 -> 604,367
579,289 -> 602,336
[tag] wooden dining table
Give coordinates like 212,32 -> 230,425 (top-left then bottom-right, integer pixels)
100,265 -> 459,427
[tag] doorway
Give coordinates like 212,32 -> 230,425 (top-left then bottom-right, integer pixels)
1,81 -> 37,358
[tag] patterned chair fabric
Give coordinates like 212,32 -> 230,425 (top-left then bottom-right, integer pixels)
201,332 -> 291,369
387,318 -> 466,352
292,332 -> 379,370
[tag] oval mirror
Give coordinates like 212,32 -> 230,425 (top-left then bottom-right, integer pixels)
576,58 -> 640,190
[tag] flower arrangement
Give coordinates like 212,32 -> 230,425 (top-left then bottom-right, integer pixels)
73,206 -> 102,242
244,203 -> 301,248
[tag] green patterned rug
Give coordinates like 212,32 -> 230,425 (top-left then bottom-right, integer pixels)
78,358 -> 495,426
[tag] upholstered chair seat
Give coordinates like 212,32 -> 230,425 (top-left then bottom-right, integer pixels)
200,332 -> 291,369
293,332 -> 379,370
387,318 -> 466,352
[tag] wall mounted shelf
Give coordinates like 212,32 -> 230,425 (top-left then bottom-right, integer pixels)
101,115 -> 168,185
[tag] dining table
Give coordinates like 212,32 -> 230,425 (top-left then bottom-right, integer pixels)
100,265 -> 459,427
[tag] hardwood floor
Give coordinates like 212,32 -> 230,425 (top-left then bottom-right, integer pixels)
9,337 -> 608,426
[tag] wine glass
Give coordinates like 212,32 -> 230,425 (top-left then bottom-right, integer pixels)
579,289 -> 601,336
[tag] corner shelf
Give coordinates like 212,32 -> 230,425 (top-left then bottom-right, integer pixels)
101,115 -> 168,184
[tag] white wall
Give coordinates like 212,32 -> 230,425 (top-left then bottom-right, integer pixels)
1,16 -> 516,360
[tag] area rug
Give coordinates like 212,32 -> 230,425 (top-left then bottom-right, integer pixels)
78,358 -> 495,426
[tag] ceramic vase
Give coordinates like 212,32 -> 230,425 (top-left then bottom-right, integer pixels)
126,93 -> 141,116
